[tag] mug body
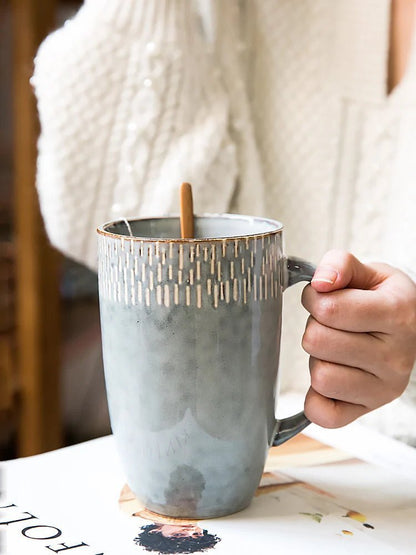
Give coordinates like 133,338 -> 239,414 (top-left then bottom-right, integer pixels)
97,215 -> 284,518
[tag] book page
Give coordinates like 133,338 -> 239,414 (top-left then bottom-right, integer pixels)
1,424 -> 416,554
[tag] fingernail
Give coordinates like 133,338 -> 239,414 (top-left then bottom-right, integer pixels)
312,267 -> 338,285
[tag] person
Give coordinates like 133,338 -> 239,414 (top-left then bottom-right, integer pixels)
133,523 -> 220,554
31,0 -> 416,444
119,483 -> 221,553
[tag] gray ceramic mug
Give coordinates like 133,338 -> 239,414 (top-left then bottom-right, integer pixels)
97,214 -> 315,519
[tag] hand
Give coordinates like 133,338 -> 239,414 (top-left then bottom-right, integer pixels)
301,250 -> 416,428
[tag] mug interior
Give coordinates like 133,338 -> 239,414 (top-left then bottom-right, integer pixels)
99,215 -> 282,240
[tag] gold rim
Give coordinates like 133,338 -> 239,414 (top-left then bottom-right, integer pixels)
96,214 -> 283,243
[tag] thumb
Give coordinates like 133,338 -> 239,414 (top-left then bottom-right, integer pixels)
311,249 -> 383,292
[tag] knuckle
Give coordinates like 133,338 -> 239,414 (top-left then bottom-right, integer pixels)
387,290 -> 416,332
394,353 -> 414,376
330,249 -> 354,270
382,347 -> 414,376
387,294 -> 405,325
340,250 -> 354,266
315,296 -> 338,324
388,288 -> 403,310
310,361 -> 332,395
302,320 -> 320,354
305,396 -> 344,429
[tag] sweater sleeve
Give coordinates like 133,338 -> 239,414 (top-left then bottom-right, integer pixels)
32,0 -> 238,270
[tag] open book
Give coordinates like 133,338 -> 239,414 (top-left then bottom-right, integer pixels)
1,422 -> 416,554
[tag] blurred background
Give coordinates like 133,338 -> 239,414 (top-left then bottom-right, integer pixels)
1,0 -> 110,459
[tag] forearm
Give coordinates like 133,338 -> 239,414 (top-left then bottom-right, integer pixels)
33,0 -> 237,269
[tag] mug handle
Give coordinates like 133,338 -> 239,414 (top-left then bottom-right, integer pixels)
271,256 -> 316,446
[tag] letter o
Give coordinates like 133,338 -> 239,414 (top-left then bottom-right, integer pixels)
21,525 -> 62,540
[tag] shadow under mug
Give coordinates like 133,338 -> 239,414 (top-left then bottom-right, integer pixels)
97,214 -> 315,518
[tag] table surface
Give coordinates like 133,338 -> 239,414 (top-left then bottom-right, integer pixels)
1,411 -> 416,555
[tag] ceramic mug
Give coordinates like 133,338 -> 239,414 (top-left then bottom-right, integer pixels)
97,214 -> 315,519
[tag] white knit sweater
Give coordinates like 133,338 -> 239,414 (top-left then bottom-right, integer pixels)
33,0 -> 416,443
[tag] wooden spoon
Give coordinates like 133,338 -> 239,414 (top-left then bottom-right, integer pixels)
180,182 -> 195,239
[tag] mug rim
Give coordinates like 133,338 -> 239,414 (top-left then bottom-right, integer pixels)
96,213 -> 284,243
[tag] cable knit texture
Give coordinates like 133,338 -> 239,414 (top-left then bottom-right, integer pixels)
33,0 -> 416,444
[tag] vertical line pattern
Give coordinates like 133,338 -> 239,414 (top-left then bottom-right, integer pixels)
98,234 -> 283,309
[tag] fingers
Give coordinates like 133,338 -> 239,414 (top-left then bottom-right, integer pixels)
302,286 -> 388,333
304,357 -> 409,428
311,249 -> 386,292
300,250 -> 416,429
303,262 -> 416,335
307,357 -> 405,409
304,388 -> 369,428
301,316 -> 383,375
